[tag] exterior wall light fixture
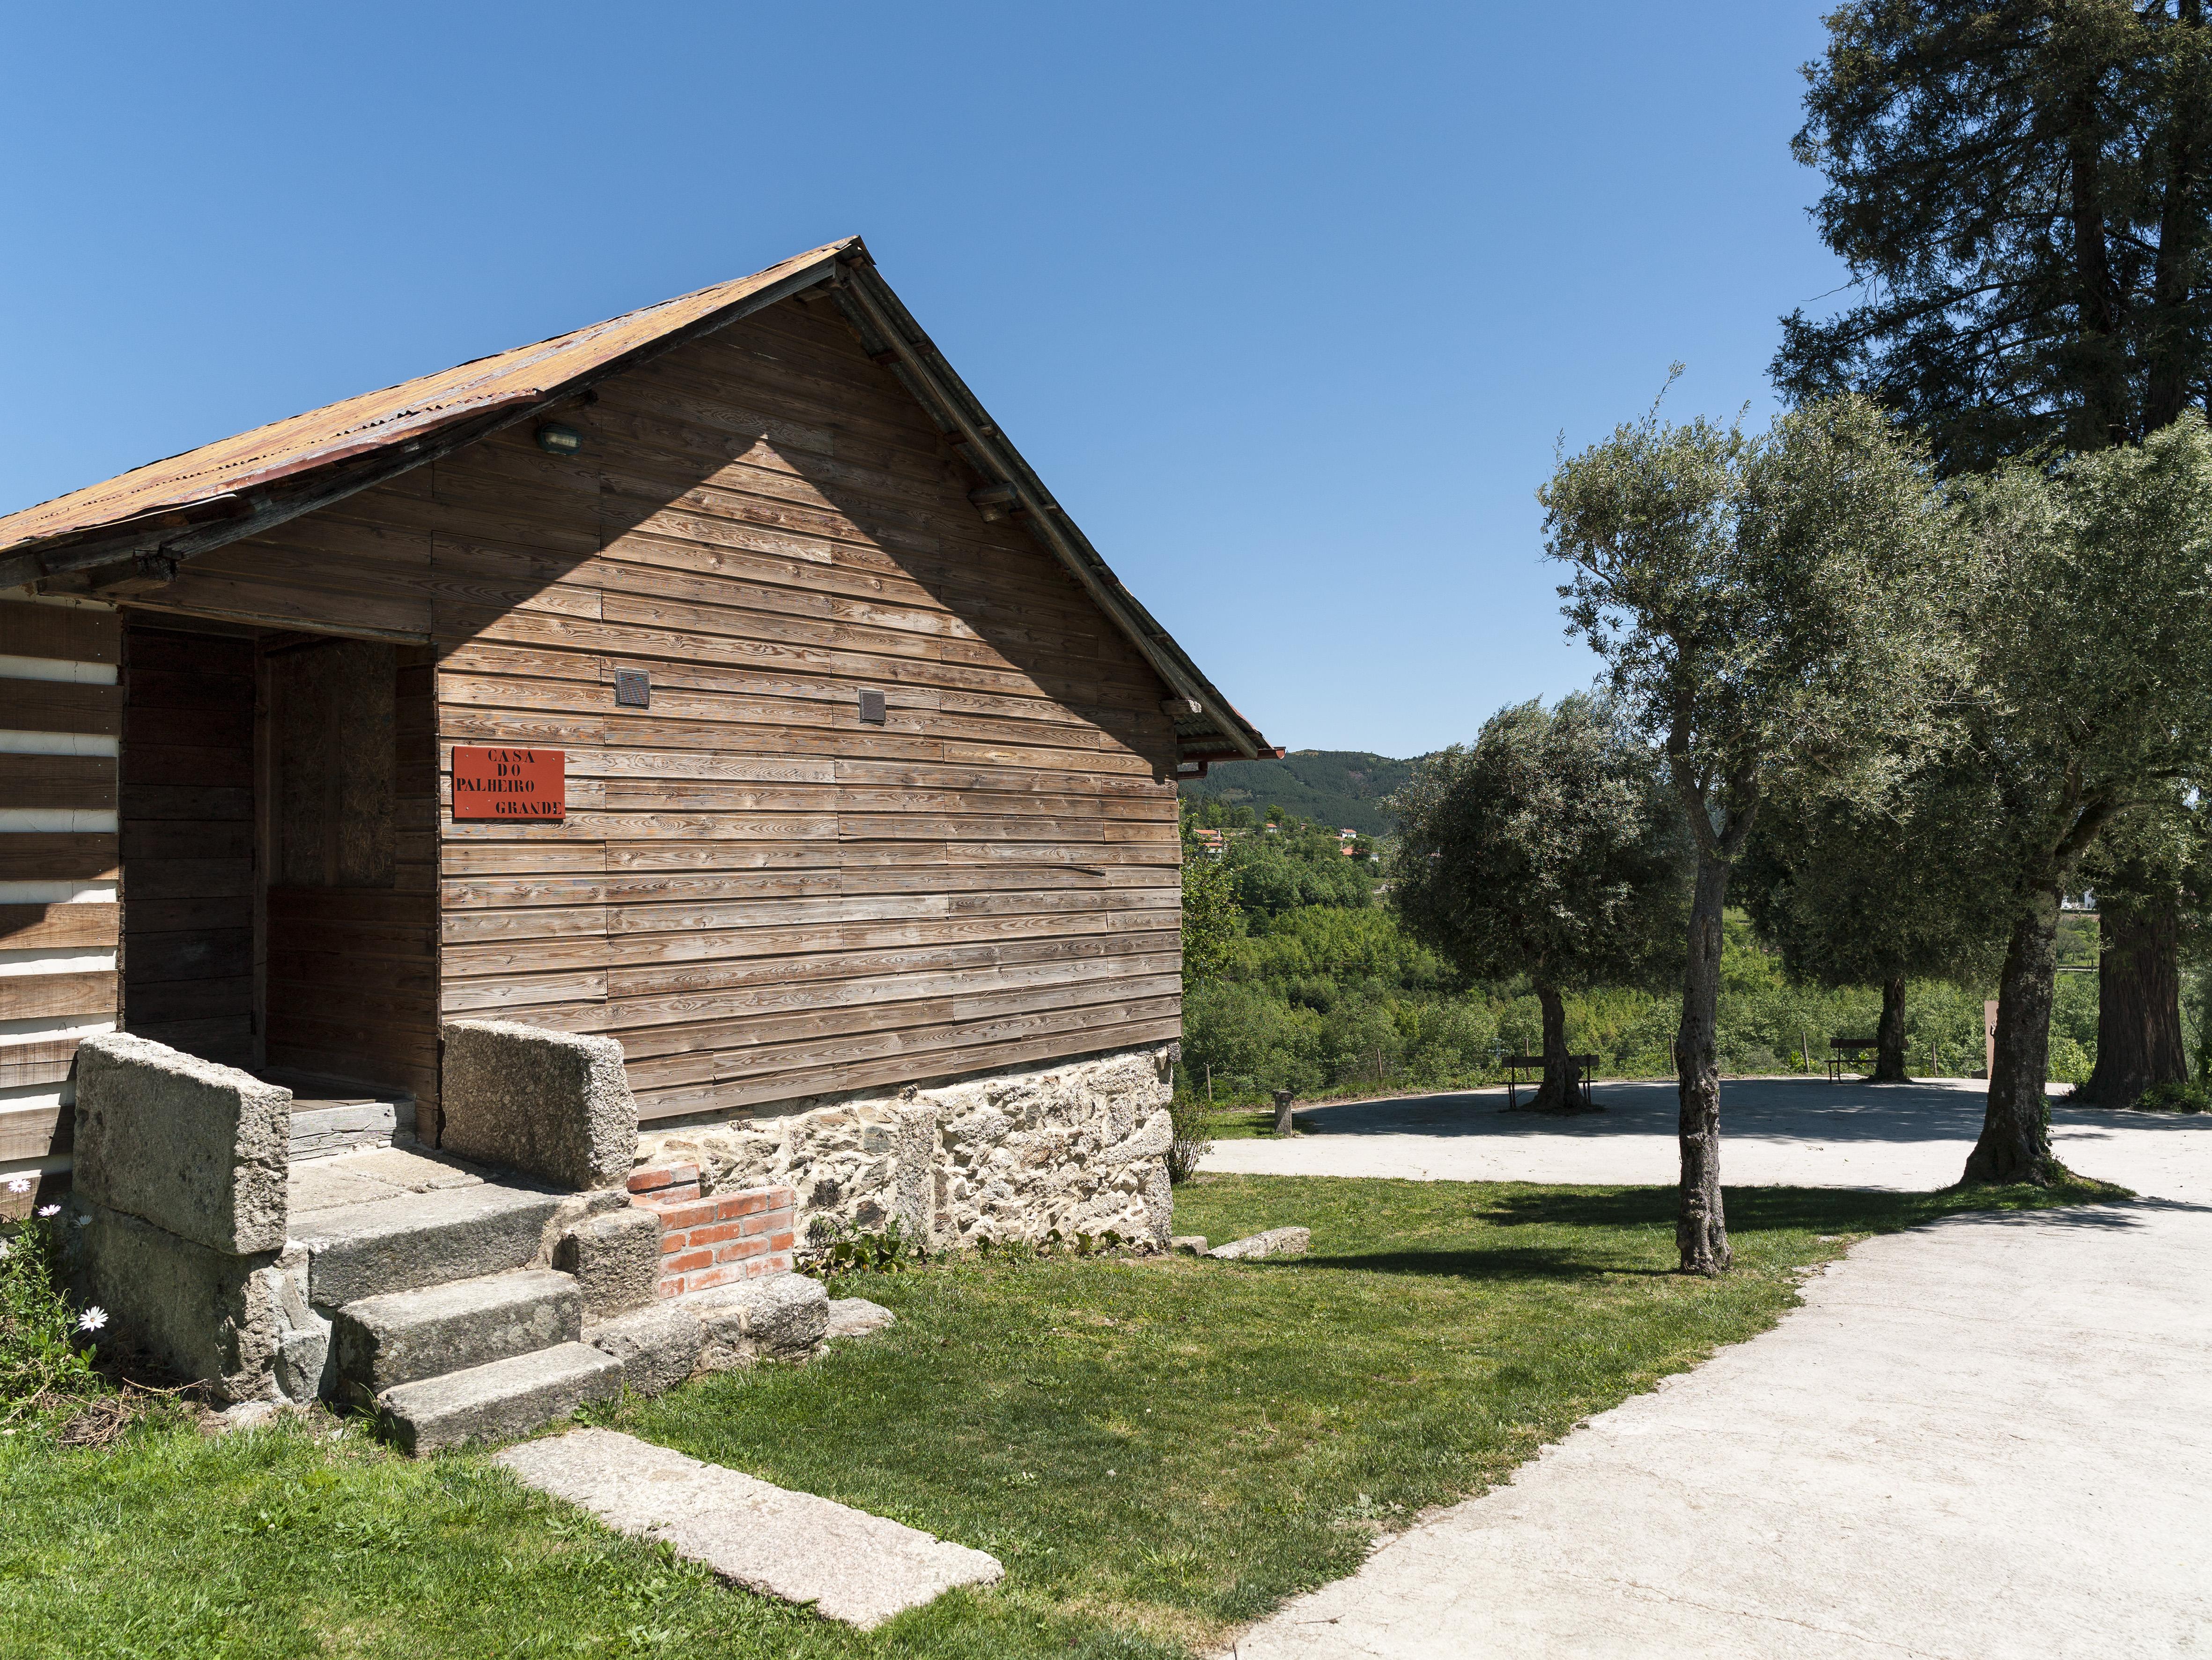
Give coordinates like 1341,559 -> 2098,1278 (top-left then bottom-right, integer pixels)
535,423 -> 584,457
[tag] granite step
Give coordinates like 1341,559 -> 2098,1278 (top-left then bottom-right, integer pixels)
498,1429 -> 1003,1628
333,1268 -> 582,1395
294,1181 -> 566,1308
376,1342 -> 622,1454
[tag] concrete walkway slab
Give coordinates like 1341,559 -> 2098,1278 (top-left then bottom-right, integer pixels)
1225,1201 -> 2212,1659
496,1427 -> 1003,1629
1201,1076 -> 2212,1200
1212,1078 -> 2212,1659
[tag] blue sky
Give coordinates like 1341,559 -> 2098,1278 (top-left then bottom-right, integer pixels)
0,3 -> 1843,759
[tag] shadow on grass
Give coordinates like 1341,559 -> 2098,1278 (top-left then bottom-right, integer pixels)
1472,1184 -> 2146,1235
1271,1182 -> 2155,1285
1297,1248 -> 1673,1282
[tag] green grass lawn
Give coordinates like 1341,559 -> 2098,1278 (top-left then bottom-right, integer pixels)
0,1176 -> 2106,1658
1201,1105 -> 1284,1140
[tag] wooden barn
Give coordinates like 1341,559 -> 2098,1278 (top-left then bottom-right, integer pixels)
0,237 -> 1274,1230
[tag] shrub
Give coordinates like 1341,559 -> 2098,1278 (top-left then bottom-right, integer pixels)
2048,1035 -> 2094,1086
1181,979 -> 1325,1098
1400,1000 -> 1499,1085
1,1204 -> 104,1425
1321,999 -> 1405,1088
2136,1080 -> 2211,1114
1165,1092 -> 1213,1184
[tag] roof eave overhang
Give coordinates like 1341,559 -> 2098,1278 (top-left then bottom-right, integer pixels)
0,243 -> 857,596
0,241 -> 1276,765
826,253 -> 1273,763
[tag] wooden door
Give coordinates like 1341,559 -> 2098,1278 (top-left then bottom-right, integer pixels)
259,635 -> 440,1113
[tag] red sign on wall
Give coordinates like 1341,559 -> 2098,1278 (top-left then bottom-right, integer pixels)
452,747 -> 565,820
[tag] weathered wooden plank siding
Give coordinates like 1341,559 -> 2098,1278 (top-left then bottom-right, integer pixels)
133,294 -> 1184,1125
262,645 -> 441,1113
128,468 -> 440,643
120,621 -> 257,1067
423,299 -> 1183,1121
0,597 -> 122,1205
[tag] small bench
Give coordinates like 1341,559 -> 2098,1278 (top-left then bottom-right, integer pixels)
1501,1054 -> 1597,1112
1827,1038 -> 1879,1082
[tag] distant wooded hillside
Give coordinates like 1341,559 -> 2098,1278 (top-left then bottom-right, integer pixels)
1180,750 -> 1420,836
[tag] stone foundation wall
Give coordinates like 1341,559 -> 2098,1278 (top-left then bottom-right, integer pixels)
633,1044 -> 1176,1250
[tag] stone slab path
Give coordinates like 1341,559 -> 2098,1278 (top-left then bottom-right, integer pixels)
496,1427 -> 1002,1629
1213,1081 -> 2212,1658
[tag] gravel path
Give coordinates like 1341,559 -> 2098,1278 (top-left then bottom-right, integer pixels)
1212,1080 -> 2212,1658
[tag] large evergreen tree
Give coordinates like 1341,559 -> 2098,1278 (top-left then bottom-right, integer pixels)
1781,0 -> 2212,1099
2072,792 -> 2205,1103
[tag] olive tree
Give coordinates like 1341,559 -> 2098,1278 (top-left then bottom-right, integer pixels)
1736,760 -> 2010,1082
1389,695 -> 1686,1113
1782,2 -> 2212,1092
1948,419 -> 2212,1182
1542,390 -> 1957,1273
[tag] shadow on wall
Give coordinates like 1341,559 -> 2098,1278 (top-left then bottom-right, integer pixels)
591,319 -> 1184,788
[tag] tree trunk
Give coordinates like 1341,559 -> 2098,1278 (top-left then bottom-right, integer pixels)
1873,974 -> 1910,1082
1530,982 -> 1579,1112
1963,885 -> 2068,1186
1675,854 -> 1732,1274
2066,87 -> 2131,446
2146,0 -> 2207,431
2077,895 -> 2187,1107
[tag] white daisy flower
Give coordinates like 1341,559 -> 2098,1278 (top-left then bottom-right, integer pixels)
35,1204 -> 59,1218
5,1178 -> 29,1195
76,1306 -> 108,1333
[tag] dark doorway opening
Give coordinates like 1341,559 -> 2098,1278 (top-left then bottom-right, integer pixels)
118,618 -> 439,1131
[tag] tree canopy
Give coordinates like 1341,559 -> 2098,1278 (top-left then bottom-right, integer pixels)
1780,1 -> 2212,471
1543,390 -> 1959,1269
1736,761 -> 2012,1081
1391,696 -> 1686,1110
1783,2 -> 2212,1107
1946,415 -> 2212,1180
1180,854 -> 1243,990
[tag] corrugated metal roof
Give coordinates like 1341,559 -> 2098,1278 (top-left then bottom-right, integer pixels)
0,240 -> 852,561
0,236 -> 1276,762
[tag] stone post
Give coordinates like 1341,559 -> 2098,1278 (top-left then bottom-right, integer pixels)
71,1033 -> 297,1403
1273,1088 -> 1296,1136
74,1032 -> 290,1254
440,1019 -> 639,1190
